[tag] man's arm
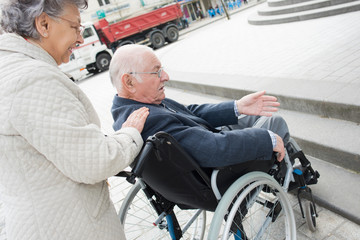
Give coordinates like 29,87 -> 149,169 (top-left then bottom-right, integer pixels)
171,99 -> 238,128
144,113 -> 274,168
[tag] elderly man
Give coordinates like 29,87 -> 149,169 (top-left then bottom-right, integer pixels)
110,45 -> 294,168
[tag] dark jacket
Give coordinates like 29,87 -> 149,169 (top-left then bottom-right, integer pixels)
112,96 -> 273,168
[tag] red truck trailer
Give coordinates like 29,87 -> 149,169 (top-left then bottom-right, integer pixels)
60,3 -> 183,77
94,3 -> 183,50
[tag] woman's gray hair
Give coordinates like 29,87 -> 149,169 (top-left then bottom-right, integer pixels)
0,0 -> 88,39
109,45 -> 155,92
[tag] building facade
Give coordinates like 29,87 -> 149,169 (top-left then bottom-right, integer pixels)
80,0 -> 226,25
82,0 -> 179,24
81,0 -> 234,26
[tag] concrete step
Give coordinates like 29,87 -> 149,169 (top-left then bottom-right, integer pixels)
166,77 -> 360,125
258,0 -> 358,16
248,0 -> 360,25
164,86 -> 360,224
279,108 -> 360,173
165,86 -> 360,173
268,0 -> 314,7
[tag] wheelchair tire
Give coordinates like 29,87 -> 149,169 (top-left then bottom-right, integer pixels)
305,201 -> 317,232
118,180 -> 206,240
207,172 -> 296,240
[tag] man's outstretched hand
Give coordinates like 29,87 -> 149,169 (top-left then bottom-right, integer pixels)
236,91 -> 280,117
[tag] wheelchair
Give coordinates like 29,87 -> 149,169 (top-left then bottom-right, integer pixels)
116,132 -> 320,239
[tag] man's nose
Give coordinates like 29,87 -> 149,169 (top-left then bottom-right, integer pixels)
161,70 -> 170,81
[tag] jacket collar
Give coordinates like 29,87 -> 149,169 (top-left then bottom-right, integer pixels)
0,33 -> 58,67
113,94 -> 165,108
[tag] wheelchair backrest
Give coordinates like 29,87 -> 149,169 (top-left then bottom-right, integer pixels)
132,132 -> 219,211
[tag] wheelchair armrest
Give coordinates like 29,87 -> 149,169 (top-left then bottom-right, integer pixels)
127,140 -> 154,184
115,171 -> 132,178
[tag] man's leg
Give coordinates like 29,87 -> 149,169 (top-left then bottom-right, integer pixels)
230,115 -> 305,159
229,115 -> 290,144
230,116 -> 319,186
251,115 -> 290,144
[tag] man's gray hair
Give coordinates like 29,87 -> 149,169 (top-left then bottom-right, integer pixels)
109,44 -> 155,91
0,0 -> 88,39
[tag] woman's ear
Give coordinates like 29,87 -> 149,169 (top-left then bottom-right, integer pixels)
34,12 -> 50,38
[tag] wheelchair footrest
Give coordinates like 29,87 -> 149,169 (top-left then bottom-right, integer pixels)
293,164 -> 320,186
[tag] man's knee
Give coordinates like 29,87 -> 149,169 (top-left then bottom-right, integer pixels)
254,115 -> 290,143
270,115 -> 290,143
270,115 -> 286,125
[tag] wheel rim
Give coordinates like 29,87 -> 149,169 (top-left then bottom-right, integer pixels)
223,181 -> 293,239
100,58 -> 109,68
208,172 -> 296,240
119,181 -> 206,240
96,54 -> 111,71
152,33 -> 164,48
154,35 -> 163,44
167,28 -> 178,42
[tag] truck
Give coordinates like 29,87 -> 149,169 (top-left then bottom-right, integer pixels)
60,3 -> 183,78
60,50 -> 89,81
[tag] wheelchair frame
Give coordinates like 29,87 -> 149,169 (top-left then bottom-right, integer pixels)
116,132 -> 320,239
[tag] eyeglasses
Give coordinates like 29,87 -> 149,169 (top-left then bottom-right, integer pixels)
129,67 -> 164,78
56,16 -> 85,35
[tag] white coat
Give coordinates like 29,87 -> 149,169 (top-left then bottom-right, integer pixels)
0,33 -> 143,240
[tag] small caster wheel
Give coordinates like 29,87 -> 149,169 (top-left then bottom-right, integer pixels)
305,201 -> 317,232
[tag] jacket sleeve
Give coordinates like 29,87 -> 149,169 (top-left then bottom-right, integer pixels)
169,99 -> 238,127
9,69 -> 143,184
144,113 -> 273,168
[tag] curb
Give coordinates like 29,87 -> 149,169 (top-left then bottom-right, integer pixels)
313,194 -> 360,225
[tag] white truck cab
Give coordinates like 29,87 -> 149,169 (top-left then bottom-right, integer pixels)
59,50 -> 88,81
60,22 -> 113,79
78,22 -> 113,74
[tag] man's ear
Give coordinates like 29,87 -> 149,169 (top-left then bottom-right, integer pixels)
34,12 -> 50,38
121,74 -> 136,93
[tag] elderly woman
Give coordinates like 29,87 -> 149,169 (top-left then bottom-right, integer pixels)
0,1 -> 149,239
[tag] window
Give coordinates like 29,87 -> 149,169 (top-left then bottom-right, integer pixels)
97,0 -> 110,6
82,27 -> 94,39
69,53 -> 75,61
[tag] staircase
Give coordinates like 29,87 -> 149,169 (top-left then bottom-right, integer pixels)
248,0 -> 360,25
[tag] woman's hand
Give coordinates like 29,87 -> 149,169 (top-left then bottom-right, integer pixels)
122,107 -> 149,133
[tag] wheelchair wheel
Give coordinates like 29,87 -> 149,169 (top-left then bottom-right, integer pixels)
207,172 -> 296,240
119,180 -> 206,240
305,201 -> 316,232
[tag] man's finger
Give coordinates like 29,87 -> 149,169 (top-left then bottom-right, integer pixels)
262,107 -> 279,112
